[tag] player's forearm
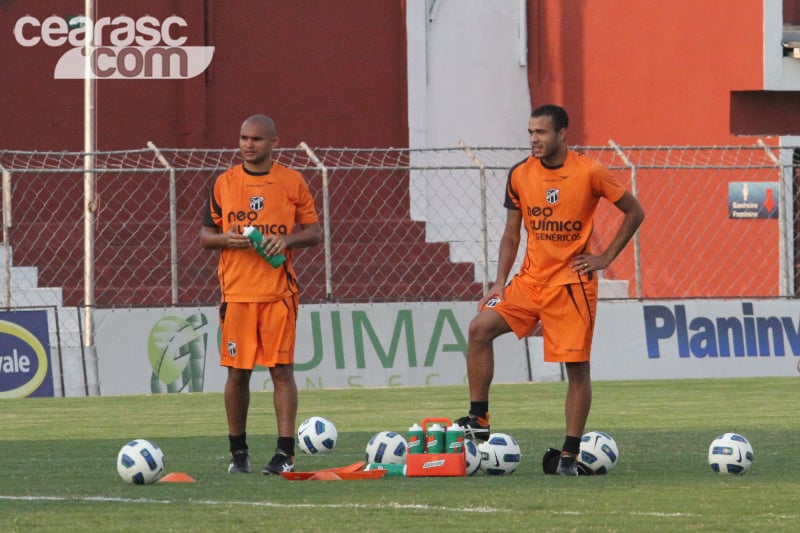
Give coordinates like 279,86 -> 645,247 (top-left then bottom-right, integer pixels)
200,226 -> 225,250
494,233 -> 520,286
284,223 -> 323,249
599,209 -> 644,267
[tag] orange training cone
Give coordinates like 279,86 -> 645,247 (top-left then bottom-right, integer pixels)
308,471 -> 343,481
159,472 -> 196,483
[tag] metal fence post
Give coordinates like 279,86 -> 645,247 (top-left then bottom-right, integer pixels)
83,157 -> 99,395
147,141 -> 179,305
757,139 -> 791,296
458,140 -> 489,293
298,142 -> 332,301
609,140 -> 642,298
1,166 -> 10,308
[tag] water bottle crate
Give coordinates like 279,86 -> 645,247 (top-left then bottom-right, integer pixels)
406,417 -> 466,477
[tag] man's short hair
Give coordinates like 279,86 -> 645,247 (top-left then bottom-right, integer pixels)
531,104 -> 569,131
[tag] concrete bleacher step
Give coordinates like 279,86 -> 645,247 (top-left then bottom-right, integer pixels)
59,286 -> 173,307
598,279 -> 632,298
9,266 -> 39,288
0,246 -> 63,306
9,287 -> 63,307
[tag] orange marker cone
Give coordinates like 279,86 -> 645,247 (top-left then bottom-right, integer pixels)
308,471 -> 343,481
159,472 -> 196,483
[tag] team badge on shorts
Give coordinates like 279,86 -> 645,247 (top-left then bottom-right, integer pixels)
483,296 -> 501,309
227,341 -> 237,357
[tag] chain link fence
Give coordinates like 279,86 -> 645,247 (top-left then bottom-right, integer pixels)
1,143 -> 796,311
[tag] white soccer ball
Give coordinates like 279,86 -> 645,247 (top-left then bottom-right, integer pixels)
365,431 -> 408,464
464,438 -> 482,476
578,431 -> 619,474
297,416 -> 338,454
708,432 -> 753,475
116,439 -> 165,485
478,433 -> 521,475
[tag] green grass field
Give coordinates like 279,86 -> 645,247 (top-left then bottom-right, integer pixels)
1,377 -> 797,532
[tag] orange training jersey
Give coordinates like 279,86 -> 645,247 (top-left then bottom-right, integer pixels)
202,163 -> 319,302
504,150 -> 626,286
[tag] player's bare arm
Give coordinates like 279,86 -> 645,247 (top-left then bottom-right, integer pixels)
479,209 -> 523,309
259,222 -> 323,256
570,191 -> 645,273
200,224 -> 251,250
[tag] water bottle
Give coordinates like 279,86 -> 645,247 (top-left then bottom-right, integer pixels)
407,423 -> 425,454
365,463 -> 407,476
426,423 -> 445,454
242,226 -> 286,268
445,423 -> 465,454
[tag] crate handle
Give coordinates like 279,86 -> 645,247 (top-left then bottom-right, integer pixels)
419,417 -> 452,435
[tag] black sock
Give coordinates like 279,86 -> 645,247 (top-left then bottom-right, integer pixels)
469,401 -> 489,419
229,432 -> 248,453
562,435 -> 581,455
277,436 -> 295,456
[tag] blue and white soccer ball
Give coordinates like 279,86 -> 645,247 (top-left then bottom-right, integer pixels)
579,431 -> 619,474
478,433 -> 521,475
297,416 -> 338,454
708,432 -> 753,475
365,431 -> 408,464
116,439 -> 165,485
464,438 -> 482,476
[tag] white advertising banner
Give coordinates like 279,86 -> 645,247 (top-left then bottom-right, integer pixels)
591,299 -> 800,380
95,302 -> 533,396
95,299 -> 800,396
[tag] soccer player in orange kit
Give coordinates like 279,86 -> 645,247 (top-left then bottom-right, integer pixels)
456,104 -> 644,475
201,114 -> 322,475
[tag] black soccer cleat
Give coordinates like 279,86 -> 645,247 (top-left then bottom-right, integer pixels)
262,449 -> 295,475
228,450 -> 251,474
543,447 -> 594,476
455,414 -> 491,441
556,452 -> 579,476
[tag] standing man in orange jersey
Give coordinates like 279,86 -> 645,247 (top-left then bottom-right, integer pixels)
201,114 -> 322,474
456,104 -> 644,475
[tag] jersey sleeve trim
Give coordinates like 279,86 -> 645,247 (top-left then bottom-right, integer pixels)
202,174 -> 222,227
503,156 -> 529,210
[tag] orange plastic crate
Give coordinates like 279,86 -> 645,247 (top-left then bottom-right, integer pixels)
406,417 -> 466,477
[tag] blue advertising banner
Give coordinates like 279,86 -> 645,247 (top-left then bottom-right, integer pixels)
0,310 -> 54,398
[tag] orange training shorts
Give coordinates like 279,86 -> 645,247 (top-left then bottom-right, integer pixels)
489,275 -> 598,363
219,295 -> 299,369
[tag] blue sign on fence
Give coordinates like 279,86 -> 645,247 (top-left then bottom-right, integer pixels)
728,182 -> 779,219
0,310 -> 54,398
